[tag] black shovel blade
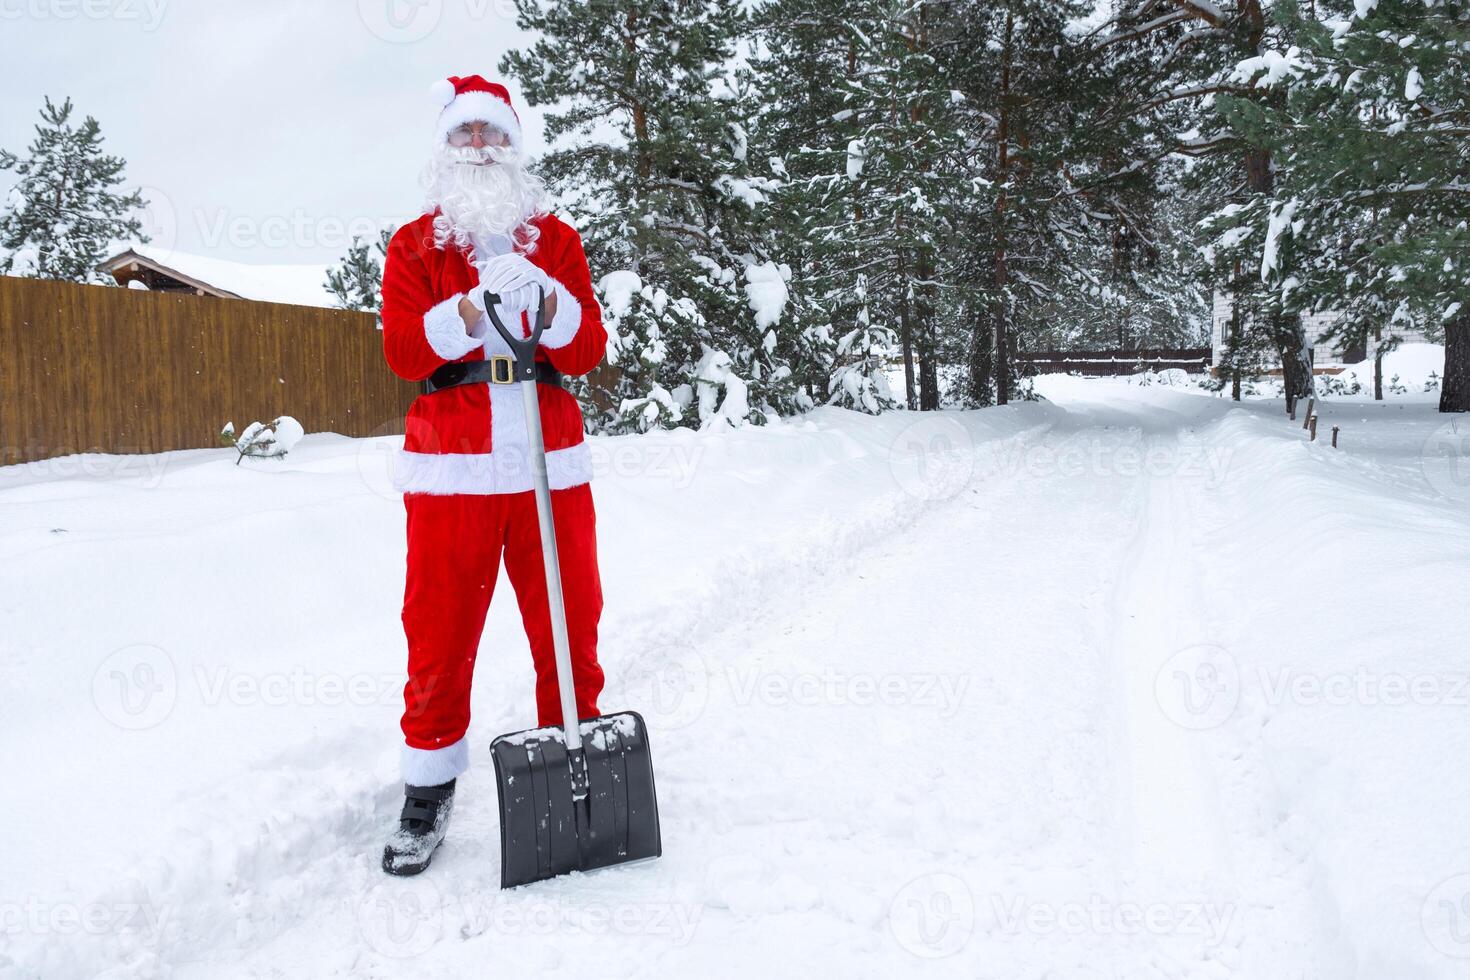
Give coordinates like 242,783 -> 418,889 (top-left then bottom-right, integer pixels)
489,711 -> 662,889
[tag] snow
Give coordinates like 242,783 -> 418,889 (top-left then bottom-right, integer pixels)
846,139 -> 867,180
742,260 -> 790,329
1232,48 -> 1306,88
597,270 -> 643,318
114,244 -> 335,309
714,175 -> 774,209
273,416 -> 306,454
1323,342 -> 1445,394
3,380 -> 1470,978
1406,67 -> 1424,101
1261,197 -> 1299,280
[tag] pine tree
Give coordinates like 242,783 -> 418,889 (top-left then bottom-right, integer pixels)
945,0 -> 1110,405
325,227 -> 392,322
501,0 -> 806,432
1102,0 -> 1319,406
748,0 -> 888,414
0,97 -> 146,283
1228,0 -> 1469,412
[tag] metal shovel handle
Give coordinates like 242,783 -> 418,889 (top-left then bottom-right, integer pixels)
483,288 -> 586,760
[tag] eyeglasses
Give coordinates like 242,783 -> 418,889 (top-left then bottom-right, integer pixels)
447,124 -> 508,148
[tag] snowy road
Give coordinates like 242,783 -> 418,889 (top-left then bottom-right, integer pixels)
3,379 -> 1469,978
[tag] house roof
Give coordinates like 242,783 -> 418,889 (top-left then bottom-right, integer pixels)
98,246 -> 336,309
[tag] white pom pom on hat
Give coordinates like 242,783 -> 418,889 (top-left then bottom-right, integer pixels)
430,74 -> 523,149
428,78 -> 456,108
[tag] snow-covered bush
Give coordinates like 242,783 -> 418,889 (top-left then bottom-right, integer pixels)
220,417 -> 304,465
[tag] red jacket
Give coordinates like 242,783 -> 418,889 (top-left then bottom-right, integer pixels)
381,211 -> 607,495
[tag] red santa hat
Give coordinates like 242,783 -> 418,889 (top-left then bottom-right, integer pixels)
429,75 -> 523,149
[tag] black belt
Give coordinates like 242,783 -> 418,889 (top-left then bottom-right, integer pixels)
425,356 -> 563,394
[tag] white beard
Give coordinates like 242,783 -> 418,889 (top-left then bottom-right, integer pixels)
422,144 -> 549,253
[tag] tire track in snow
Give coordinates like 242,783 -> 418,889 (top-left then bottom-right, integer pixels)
1106,433 -> 1232,881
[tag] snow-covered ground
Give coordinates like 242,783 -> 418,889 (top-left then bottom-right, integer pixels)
3,375 -> 1469,979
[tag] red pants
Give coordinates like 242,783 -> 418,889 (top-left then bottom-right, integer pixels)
399,485 -> 604,783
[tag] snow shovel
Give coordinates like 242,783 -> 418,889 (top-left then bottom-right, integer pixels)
483,286 -> 663,889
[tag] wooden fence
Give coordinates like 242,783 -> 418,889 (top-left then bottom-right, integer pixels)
0,275 -> 421,466
1017,346 -> 1212,376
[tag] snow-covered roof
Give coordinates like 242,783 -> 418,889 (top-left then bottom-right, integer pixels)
98,245 -> 335,309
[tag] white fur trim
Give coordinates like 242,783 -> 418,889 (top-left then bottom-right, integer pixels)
539,279 -> 583,349
423,293 -> 480,361
436,90 -> 522,148
394,442 -> 593,495
428,78 -> 456,108
402,737 -> 469,786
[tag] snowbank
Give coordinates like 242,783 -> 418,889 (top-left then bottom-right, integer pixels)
1327,342 -> 1445,394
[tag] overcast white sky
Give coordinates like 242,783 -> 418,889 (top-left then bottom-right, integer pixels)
1,0 -> 551,265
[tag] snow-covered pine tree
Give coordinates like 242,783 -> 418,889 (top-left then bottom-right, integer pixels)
753,0 -> 970,411
1040,10 -> 1214,356
0,98 -> 146,283
1232,0 -> 1469,412
747,0 -> 897,415
1101,0 -> 1318,406
324,228 -> 392,323
501,0 -> 804,432
942,0 -> 1104,405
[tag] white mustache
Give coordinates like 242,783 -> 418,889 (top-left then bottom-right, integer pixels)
444,144 -> 519,168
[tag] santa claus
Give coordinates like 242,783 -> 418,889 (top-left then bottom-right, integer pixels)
379,75 -> 607,876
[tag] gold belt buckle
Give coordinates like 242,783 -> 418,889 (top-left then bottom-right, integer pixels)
488,354 -> 514,384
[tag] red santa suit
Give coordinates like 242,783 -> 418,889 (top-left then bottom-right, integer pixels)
381,201 -> 607,787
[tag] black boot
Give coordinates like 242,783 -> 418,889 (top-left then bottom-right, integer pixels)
382,779 -> 456,876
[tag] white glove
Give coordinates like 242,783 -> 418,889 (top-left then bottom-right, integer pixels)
478,252 -> 552,297
491,284 -> 540,323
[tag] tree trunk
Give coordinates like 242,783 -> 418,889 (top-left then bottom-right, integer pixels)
967,308 -> 993,406
993,10 -> 1014,407
1442,311 -> 1470,413
1229,287 -> 1243,402
1373,325 -> 1384,400
1275,311 -> 1313,410
917,252 -> 939,410
896,245 -> 917,410
994,301 -> 1010,406
624,8 -> 649,182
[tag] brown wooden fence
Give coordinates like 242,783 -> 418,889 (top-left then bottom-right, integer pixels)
0,275 -> 421,466
1017,346 -> 1213,376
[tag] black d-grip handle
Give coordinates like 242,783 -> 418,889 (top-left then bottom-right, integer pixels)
483,285 -> 549,382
